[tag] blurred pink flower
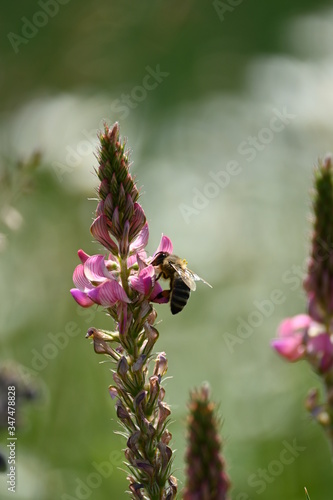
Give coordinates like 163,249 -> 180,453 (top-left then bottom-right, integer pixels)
307,330 -> 333,373
272,313 -> 333,373
271,314 -> 309,362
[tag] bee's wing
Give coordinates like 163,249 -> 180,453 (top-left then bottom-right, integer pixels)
170,263 -> 197,291
192,272 -> 213,288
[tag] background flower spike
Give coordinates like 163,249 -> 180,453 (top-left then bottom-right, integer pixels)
272,155 -> 333,454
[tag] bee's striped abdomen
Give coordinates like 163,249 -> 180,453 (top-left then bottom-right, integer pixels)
170,276 -> 191,314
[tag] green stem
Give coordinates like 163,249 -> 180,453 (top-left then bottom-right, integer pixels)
119,257 -> 130,297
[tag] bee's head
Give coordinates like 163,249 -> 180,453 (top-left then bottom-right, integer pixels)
151,251 -> 169,266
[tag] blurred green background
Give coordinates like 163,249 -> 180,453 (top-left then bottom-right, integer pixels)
1,1 -> 333,498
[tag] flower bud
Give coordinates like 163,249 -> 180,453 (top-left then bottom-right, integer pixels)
86,327 -> 119,360
108,386 -> 118,400
117,356 -> 129,378
184,385 -> 230,499
127,431 -> 141,454
305,156 -> 333,322
128,482 -> 144,499
153,352 -> 168,378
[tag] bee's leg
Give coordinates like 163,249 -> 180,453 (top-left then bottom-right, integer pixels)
153,289 -> 170,301
155,272 -> 162,281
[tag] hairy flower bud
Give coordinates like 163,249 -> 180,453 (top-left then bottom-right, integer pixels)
153,352 -> 168,378
305,156 -> 333,322
184,384 -> 230,499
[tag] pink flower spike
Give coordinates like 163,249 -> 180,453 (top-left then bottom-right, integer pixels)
84,255 -> 114,282
70,288 -> 95,308
278,314 -> 312,337
130,222 -> 149,254
154,234 -> 173,255
78,249 -> 90,264
88,280 -> 131,307
271,334 -> 305,362
90,214 -> 118,254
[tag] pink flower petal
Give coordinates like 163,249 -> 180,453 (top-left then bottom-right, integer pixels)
278,314 -> 312,337
127,254 -> 137,268
70,288 -> 95,307
136,253 -> 147,271
95,200 -> 104,217
84,255 -> 114,282
129,278 -> 145,294
150,282 -> 169,303
129,203 -> 146,240
88,280 -> 131,306
109,386 -> 118,400
307,333 -> 333,373
130,222 -> 149,254
73,264 -> 93,292
129,275 -> 145,294
119,219 -> 130,255
307,332 -> 333,355
142,264 -> 154,278
271,333 -> 305,361
78,249 -> 90,264
107,253 -> 118,263
90,215 -> 118,254
154,234 -> 173,255
126,251 -> 147,269
130,265 -> 154,295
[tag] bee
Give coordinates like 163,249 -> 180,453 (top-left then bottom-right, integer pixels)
150,252 -> 212,314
